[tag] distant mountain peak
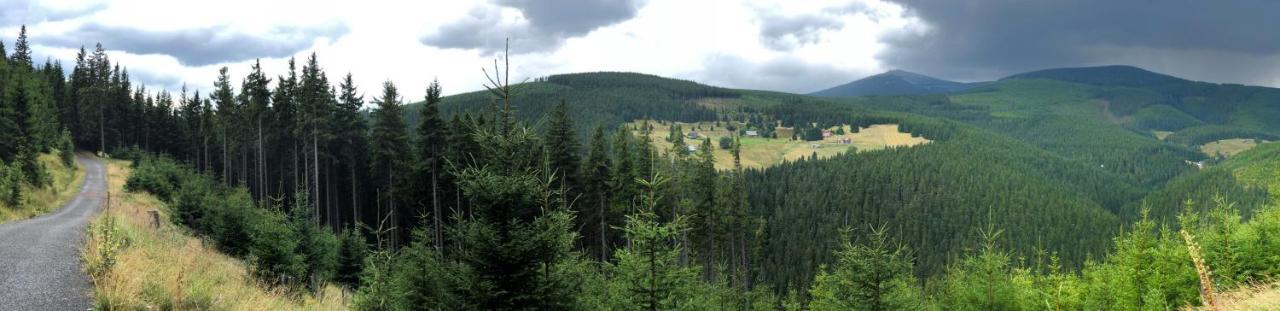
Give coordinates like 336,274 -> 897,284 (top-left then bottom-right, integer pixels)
810,70 -> 973,97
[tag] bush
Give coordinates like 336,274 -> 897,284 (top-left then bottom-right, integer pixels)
0,160 -> 25,207
289,195 -> 339,291
336,228 -> 370,287
718,136 -> 733,150
125,154 -> 344,292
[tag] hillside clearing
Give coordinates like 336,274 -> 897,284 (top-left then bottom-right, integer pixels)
1201,138 -> 1267,158
83,159 -> 347,310
1154,130 -> 1174,140
632,120 -> 929,169
0,152 -> 85,223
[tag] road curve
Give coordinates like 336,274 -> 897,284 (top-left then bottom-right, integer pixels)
0,155 -> 103,310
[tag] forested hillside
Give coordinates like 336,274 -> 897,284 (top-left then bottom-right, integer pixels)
0,26 -> 78,221
11,20 -> 1275,308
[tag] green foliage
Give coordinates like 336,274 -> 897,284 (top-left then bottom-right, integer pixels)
125,155 -> 342,291
935,227 -> 1039,311
597,174 -> 702,310
0,160 -> 25,207
807,226 -> 921,311
335,227 -> 369,288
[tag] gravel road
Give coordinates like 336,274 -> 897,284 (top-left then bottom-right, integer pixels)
0,155 -> 102,310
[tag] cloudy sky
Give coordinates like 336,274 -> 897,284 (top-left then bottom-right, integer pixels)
4,0 -> 1279,100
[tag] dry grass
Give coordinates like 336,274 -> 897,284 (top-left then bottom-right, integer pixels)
83,159 -> 349,310
1154,130 -> 1175,140
1202,139 -> 1267,158
0,152 -> 86,223
1187,281 -> 1280,311
633,120 -> 929,170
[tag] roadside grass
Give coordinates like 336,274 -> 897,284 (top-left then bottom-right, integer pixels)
82,159 -> 347,310
632,120 -> 928,170
0,152 -> 85,223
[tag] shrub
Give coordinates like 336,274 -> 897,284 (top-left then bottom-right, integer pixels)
336,228 -> 370,287
0,160 -> 25,207
718,136 -> 733,150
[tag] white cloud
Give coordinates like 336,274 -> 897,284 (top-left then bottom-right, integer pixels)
8,0 -> 921,102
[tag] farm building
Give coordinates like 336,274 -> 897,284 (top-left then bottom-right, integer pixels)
686,145 -> 698,152
745,130 -> 759,137
687,131 -> 700,139
822,130 -> 833,138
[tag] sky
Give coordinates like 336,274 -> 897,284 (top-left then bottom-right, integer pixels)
3,0 -> 1279,100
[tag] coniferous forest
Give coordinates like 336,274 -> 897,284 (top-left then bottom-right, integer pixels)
5,19 -> 1280,310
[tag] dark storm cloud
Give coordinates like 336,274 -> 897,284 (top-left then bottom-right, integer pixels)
692,53 -> 859,93
39,22 -> 349,66
422,0 -> 645,54
882,0 -> 1280,84
759,14 -> 842,50
0,0 -> 105,27
129,68 -> 184,90
757,2 -> 869,51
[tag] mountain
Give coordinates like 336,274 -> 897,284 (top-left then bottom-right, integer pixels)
809,70 -> 974,97
1001,65 -> 1188,87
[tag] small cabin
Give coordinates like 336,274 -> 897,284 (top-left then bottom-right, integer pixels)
822,130 -> 833,138
838,138 -> 852,144
745,130 -> 759,137
686,145 -> 698,152
687,131 -> 700,139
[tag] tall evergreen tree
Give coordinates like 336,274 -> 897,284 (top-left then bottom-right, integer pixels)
583,125 -> 613,261
10,25 -> 32,69
334,73 -> 367,228
414,79 -> 448,250
545,100 -> 581,207
368,80 -> 409,247
808,226 -> 921,311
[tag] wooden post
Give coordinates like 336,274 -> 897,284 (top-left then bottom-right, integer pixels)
148,210 -> 161,229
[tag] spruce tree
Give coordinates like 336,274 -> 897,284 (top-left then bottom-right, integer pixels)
334,73 -> 367,228
545,100 -> 580,208
808,226 -> 921,311
609,173 -> 699,310
414,79 -> 448,251
583,125 -> 613,261
11,25 -> 32,69
368,80 -> 409,247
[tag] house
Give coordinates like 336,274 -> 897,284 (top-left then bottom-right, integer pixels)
822,130 -> 833,138
745,130 -> 759,137
687,131 -> 700,139
838,138 -> 852,144
686,145 -> 698,152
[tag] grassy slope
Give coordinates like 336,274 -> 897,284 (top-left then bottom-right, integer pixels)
82,159 -> 346,310
632,120 -> 928,170
1201,138 -> 1268,158
0,152 -> 85,223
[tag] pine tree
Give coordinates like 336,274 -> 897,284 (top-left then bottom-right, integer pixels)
414,79 -> 448,251
609,173 -> 699,310
241,60 -> 273,206
545,100 -> 581,209
583,125 -> 613,261
10,25 -> 32,69
368,80 -> 409,247
334,73 -> 367,228
808,226 -> 921,311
